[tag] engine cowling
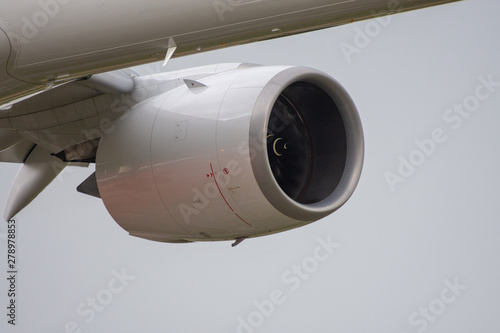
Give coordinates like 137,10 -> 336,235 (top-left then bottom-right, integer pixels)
95,65 -> 364,243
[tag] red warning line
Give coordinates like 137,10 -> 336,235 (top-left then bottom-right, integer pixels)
235,213 -> 248,224
210,163 -> 252,227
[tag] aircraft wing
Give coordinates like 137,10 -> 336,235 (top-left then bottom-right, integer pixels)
0,70 -> 133,218
0,0 -> 461,108
0,0 -> 461,240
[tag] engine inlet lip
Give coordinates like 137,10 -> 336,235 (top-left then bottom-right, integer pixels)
249,67 -> 364,221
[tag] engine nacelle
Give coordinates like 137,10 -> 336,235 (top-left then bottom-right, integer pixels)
95,65 -> 363,243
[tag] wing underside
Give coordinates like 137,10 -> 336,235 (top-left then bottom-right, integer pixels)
0,0 -> 461,219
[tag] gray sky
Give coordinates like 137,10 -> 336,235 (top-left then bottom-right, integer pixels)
1,0 -> 500,332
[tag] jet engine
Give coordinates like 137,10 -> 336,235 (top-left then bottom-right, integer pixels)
95,65 -> 364,243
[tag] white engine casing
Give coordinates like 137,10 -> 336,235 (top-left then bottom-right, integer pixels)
96,65 -> 364,243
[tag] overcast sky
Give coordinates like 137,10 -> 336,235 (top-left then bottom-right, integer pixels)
1,0 -> 500,332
